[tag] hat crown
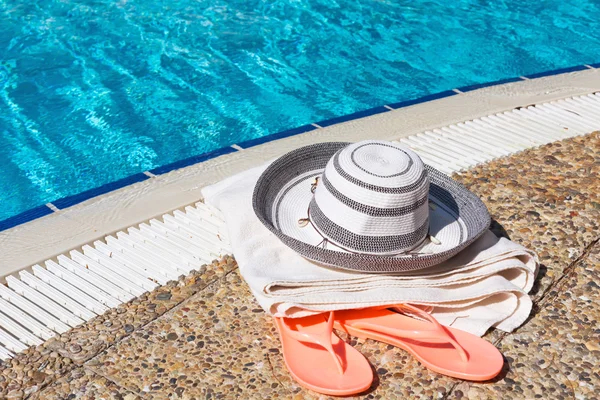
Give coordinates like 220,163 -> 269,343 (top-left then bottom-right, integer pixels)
309,140 -> 430,255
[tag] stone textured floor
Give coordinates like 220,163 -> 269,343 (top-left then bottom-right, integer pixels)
0,257 -> 237,399
1,132 -> 598,399
27,368 -> 139,400
456,132 -> 600,302
465,241 -> 600,400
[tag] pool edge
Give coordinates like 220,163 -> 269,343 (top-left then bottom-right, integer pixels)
1,65 -> 599,277
2,64 -> 598,232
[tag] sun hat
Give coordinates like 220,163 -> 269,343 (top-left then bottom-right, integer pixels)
252,140 -> 490,273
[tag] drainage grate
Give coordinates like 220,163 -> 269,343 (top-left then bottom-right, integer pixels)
1,92 -> 599,360
397,93 -> 600,175
0,202 -> 230,359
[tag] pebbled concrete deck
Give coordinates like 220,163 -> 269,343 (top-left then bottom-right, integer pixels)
1,132 -> 599,399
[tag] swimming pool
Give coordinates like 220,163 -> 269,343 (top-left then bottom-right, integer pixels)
1,0 -> 599,222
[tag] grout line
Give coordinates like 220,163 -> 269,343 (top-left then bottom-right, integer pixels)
230,144 -> 244,151
383,105 -> 394,110
142,171 -> 156,178
266,352 -> 293,395
536,236 -> 600,308
491,235 -> 600,350
45,203 -> 59,212
30,263 -> 239,397
452,88 -> 463,94
442,383 -> 461,400
83,365 -> 142,396
311,123 -> 323,129
82,267 -> 237,365
85,266 -> 237,364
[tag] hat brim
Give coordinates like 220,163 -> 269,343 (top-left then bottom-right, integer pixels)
253,142 -> 490,273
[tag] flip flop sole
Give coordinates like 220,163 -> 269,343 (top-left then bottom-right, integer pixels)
275,315 -> 373,396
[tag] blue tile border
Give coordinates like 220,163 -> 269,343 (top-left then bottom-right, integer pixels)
0,205 -> 54,231
315,106 -> 390,128
457,77 -> 525,93
1,63 -> 597,233
524,65 -> 589,79
52,173 -> 149,209
387,90 -> 457,109
149,146 -> 237,175
236,124 -> 317,149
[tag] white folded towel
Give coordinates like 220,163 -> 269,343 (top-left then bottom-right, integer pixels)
202,163 -> 539,337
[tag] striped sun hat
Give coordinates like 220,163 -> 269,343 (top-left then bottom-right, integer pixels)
253,140 -> 490,273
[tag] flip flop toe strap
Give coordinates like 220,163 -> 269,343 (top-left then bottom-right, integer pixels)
353,305 -> 469,362
281,312 -> 345,374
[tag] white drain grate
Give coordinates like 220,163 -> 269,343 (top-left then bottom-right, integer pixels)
397,93 -> 600,175
0,202 -> 231,358
1,92 -> 599,360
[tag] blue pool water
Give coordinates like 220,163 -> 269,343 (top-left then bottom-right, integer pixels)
1,0 -> 599,222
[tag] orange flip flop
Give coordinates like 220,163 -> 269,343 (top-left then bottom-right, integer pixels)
332,305 -> 503,381
274,312 -> 373,396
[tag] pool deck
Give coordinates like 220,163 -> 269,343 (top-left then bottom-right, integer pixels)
1,131 -> 598,399
1,67 -> 599,279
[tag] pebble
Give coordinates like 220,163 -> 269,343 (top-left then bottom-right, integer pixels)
7,390 -> 24,399
157,292 -> 172,301
526,210 -> 541,218
69,345 -> 82,354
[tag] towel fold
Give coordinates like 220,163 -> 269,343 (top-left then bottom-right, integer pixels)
202,163 -> 539,337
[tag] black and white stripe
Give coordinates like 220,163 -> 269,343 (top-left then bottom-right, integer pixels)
311,141 -> 431,255
309,198 -> 430,253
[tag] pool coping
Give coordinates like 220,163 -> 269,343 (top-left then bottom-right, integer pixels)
1,65 -> 599,278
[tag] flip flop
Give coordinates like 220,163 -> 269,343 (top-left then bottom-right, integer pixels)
332,305 -> 503,381
274,312 -> 373,396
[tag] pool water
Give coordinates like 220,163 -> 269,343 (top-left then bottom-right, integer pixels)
1,0 -> 599,222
